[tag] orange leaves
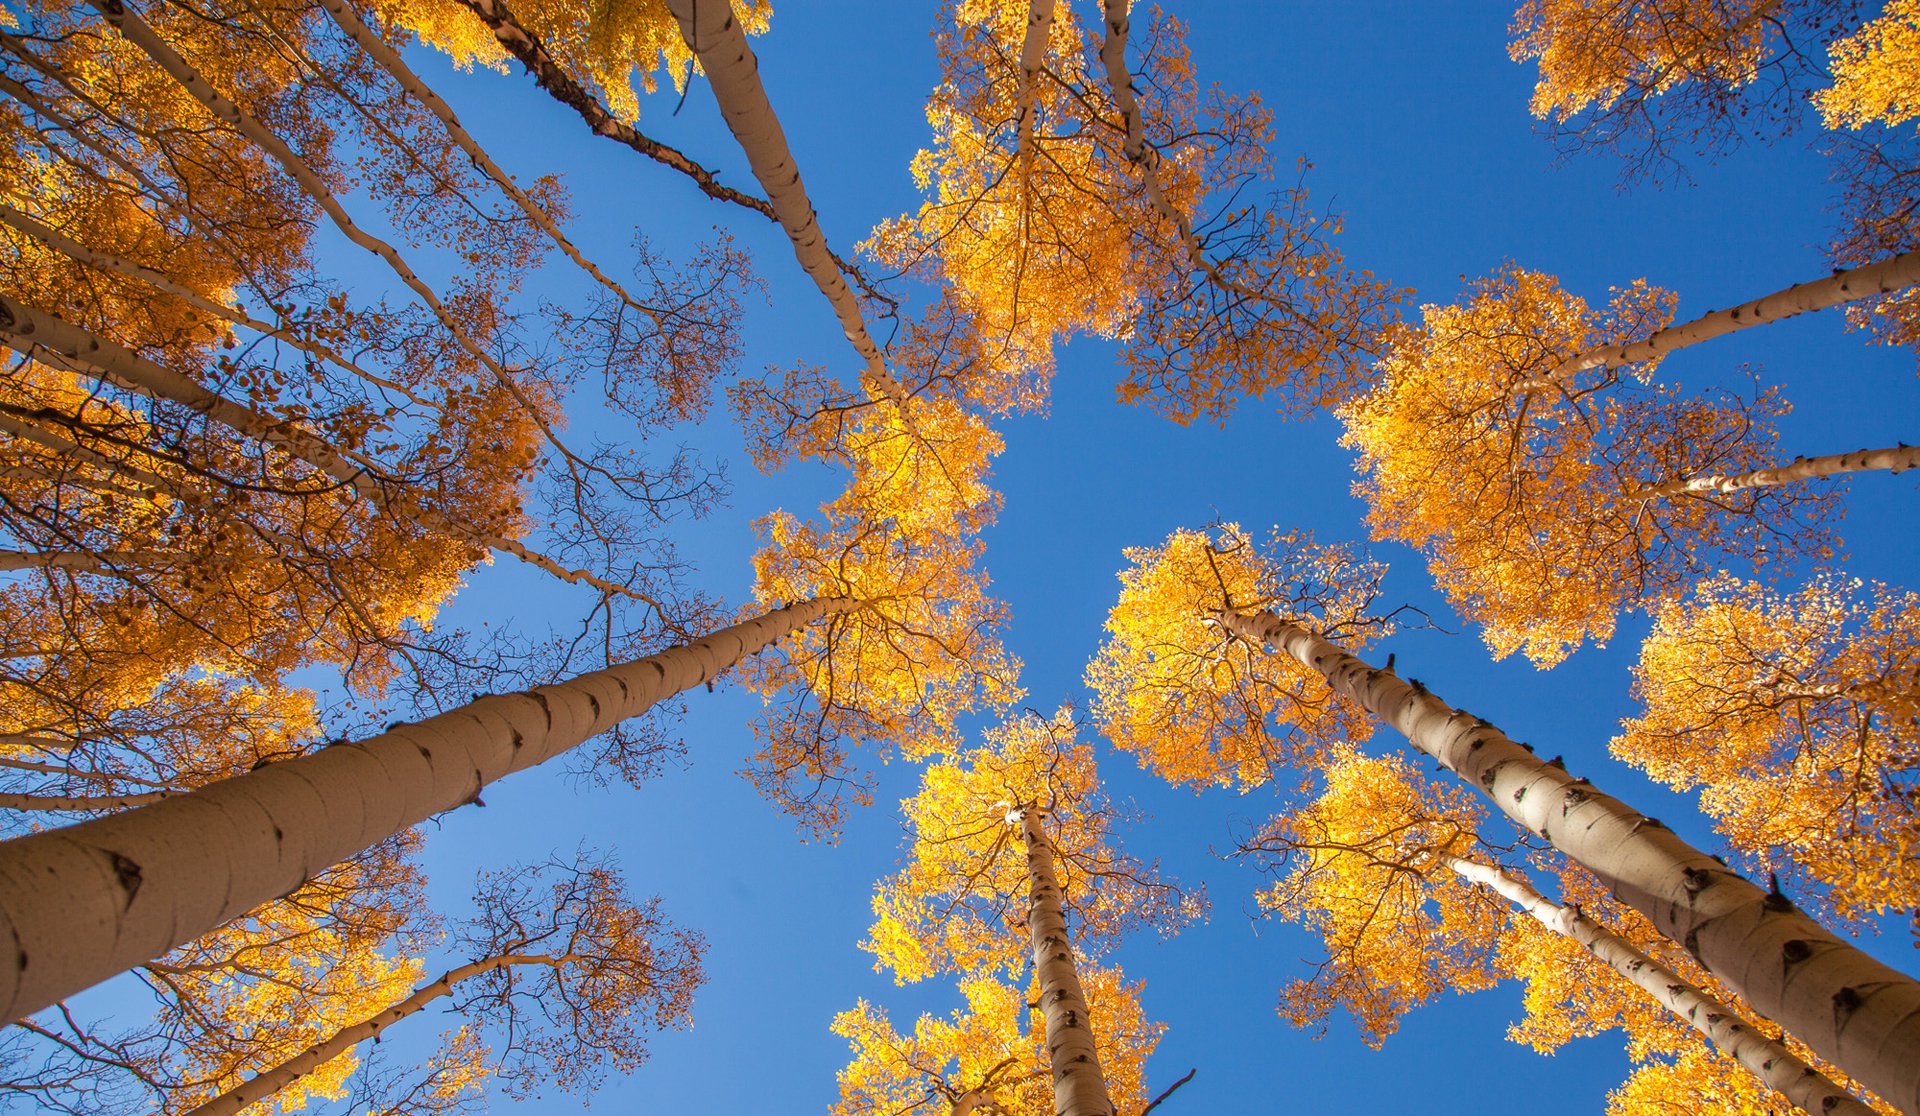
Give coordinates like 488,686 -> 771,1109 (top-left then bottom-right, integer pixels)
1615,575 -> 1920,931
1087,524 -> 1382,789
1509,0 -> 1772,122
1341,265 -> 1819,666
1249,754 -> 1506,1046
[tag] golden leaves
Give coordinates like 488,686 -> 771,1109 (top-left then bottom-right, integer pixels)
1340,265 -> 1819,666
1615,575 -> 1920,931
1816,0 -> 1920,130
1087,524 -> 1382,790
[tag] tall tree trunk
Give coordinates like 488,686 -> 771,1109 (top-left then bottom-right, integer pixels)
1211,608 -> 1920,1115
0,596 -> 854,1022
1438,854 -> 1873,1116
180,952 -> 554,1116
1629,444 -> 1920,501
0,790 -> 173,812
1016,804 -> 1115,1116
1520,248 -> 1920,390
659,0 -> 910,407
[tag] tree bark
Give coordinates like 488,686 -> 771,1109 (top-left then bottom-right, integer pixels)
1629,444 -> 1920,501
0,789 -> 174,812
1438,854 -> 1873,1116
1212,608 -> 1920,1115
659,0 -> 909,407
0,596 -> 854,1021
1016,804 -> 1115,1116
1522,248 -> 1920,390
179,952 -> 552,1116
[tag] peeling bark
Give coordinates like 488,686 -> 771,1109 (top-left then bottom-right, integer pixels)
1017,804 -> 1115,1116
1213,608 -> 1920,1115
1440,855 -> 1873,1116
0,595 -> 854,1021
1629,444 -> 1920,501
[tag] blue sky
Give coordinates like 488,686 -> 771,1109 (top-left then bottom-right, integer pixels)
297,2 -> 1920,1112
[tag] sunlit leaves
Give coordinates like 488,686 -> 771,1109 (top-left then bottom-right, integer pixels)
1615,575 -> 1920,932
864,709 -> 1193,983
1087,524 -> 1382,790
1817,0 -> 1920,129
1341,265 -> 1826,666
832,967 -> 1161,1116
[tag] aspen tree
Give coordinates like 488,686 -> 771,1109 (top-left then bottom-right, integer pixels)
181,853 -> 702,1116
863,710 -> 1192,1116
1509,0 -> 1861,176
0,596 -> 852,1021
1095,527 -> 1920,1113
1340,259 -> 1920,665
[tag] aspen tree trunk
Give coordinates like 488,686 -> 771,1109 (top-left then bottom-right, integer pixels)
0,596 -> 854,1022
1437,855 -> 1873,1116
1212,608 -> 1920,1115
1016,805 -> 1116,1116
1629,444 -> 1920,501
181,953 -> 554,1116
1523,248 -> 1920,389
1014,0 -> 1055,185
0,204 -> 438,410
0,294 -> 640,604
659,0 -> 912,407
0,790 -> 173,812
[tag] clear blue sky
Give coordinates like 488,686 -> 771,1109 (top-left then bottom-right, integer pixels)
301,2 -> 1920,1112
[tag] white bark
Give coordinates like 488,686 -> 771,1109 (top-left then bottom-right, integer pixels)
0,595 -> 853,1021
1439,855 -> 1873,1116
1017,805 -> 1115,1116
1523,248 -> 1920,389
1629,444 -> 1920,501
179,953 -> 547,1116
1213,608 -> 1920,1115
659,0 -> 910,407
0,294 -> 646,605
0,789 -> 173,812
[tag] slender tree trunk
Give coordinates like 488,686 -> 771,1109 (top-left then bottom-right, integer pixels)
0,549 -> 175,573
180,952 -> 554,1116
1522,248 -> 1920,390
659,0 -> 910,406
0,596 -> 854,1022
0,294 -> 645,606
1212,608 -> 1920,1115
1629,444 -> 1920,501
1438,854 -> 1873,1116
1016,804 -> 1115,1116
0,204 -> 436,409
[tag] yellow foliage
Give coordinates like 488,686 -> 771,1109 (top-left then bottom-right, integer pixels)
833,966 -> 1162,1116
1340,265 -> 1814,666
1615,575 -> 1920,931
1087,524 -> 1381,789
1509,0 -> 1771,120
865,709 -> 1194,982
1255,753 -> 1507,1046
1817,0 -> 1920,129
380,0 -> 772,121
740,512 -> 1021,833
